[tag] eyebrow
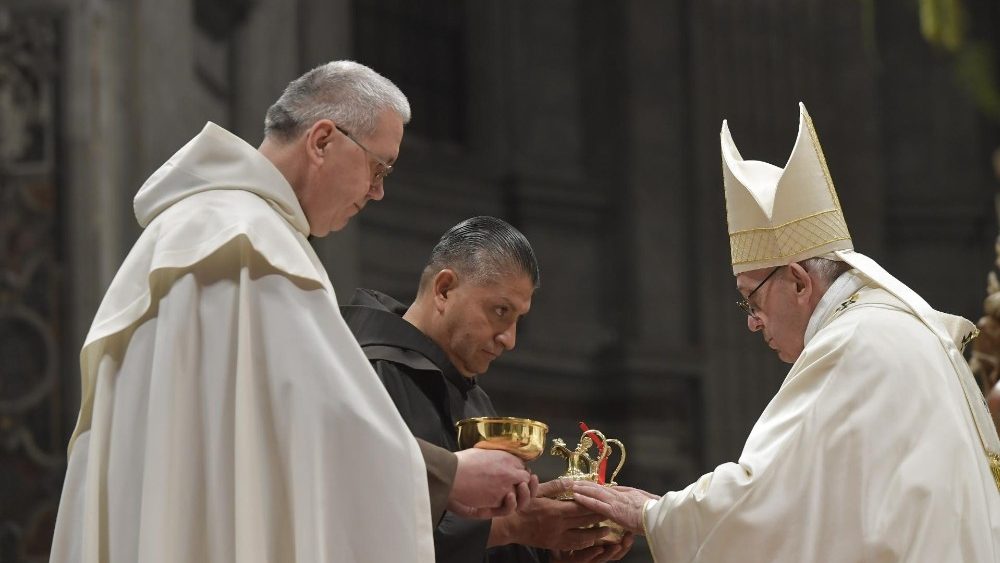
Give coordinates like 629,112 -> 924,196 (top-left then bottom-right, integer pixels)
495,296 -> 529,314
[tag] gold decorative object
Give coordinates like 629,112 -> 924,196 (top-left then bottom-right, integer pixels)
549,427 -> 628,544
550,432 -> 605,485
455,416 -> 549,461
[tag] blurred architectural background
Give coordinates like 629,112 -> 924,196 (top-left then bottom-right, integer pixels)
1,0 -> 999,561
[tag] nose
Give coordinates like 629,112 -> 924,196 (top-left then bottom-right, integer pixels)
747,315 -> 764,332
496,323 -> 517,351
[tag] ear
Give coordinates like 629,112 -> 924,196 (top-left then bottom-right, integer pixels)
432,269 -> 459,312
788,262 -> 813,301
305,119 -> 337,165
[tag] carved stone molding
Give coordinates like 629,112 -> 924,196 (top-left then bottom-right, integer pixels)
0,8 -> 65,562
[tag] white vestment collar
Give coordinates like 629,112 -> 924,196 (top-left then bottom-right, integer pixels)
803,269 -> 868,346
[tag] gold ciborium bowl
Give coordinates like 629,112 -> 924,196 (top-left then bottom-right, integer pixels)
456,416 -> 549,461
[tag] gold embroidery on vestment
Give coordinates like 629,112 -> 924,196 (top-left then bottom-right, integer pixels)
835,292 -> 861,314
989,451 -> 1000,493
961,328 -> 980,352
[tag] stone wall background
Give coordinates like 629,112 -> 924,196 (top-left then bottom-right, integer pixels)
1,1 -> 997,561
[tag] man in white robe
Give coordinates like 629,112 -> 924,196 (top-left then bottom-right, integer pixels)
572,103 -> 1000,562
50,61 -> 533,563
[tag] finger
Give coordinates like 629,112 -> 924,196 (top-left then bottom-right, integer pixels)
512,467 -> 531,487
495,491 -> 516,517
572,479 -> 618,495
597,544 -> 626,562
608,534 -> 635,560
571,491 -> 615,519
572,485 -> 623,508
514,481 -> 532,512
537,478 -> 574,498
610,486 -> 640,493
572,481 -> 618,501
612,485 -> 660,501
527,473 -> 540,498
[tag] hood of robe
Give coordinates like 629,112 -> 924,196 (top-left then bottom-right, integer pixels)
88,122 -> 327,355
134,122 -> 310,236
341,288 -> 478,393
71,123 -> 332,451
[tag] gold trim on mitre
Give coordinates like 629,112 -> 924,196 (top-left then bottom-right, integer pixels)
722,103 -> 853,274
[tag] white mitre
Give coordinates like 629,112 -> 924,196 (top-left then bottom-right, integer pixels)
722,102 -> 853,275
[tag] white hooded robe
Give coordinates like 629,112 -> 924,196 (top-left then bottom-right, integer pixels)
50,122 -> 434,563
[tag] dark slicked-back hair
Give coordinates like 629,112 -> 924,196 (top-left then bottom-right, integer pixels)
419,216 -> 540,291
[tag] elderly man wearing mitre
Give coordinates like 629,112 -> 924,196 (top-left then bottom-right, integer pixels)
572,103 -> 1000,562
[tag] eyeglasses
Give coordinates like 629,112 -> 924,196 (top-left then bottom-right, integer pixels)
737,266 -> 783,318
334,125 -> 393,184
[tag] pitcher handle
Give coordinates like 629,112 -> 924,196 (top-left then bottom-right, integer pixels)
604,438 -> 627,485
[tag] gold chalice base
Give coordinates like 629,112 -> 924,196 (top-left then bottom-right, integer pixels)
455,416 -> 549,461
595,519 -> 625,544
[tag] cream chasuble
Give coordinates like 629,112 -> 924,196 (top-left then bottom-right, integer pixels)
643,268 -> 1000,562
643,103 -> 1000,562
50,123 -> 434,563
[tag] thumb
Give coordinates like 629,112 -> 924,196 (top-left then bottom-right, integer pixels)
536,478 -> 574,498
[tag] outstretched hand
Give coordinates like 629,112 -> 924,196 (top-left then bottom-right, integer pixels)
489,479 -> 609,550
448,449 -> 536,519
570,481 -> 660,535
550,533 -> 635,562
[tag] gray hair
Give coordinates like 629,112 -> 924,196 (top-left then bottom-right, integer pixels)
799,257 -> 852,287
420,216 -> 540,291
264,60 -> 410,141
